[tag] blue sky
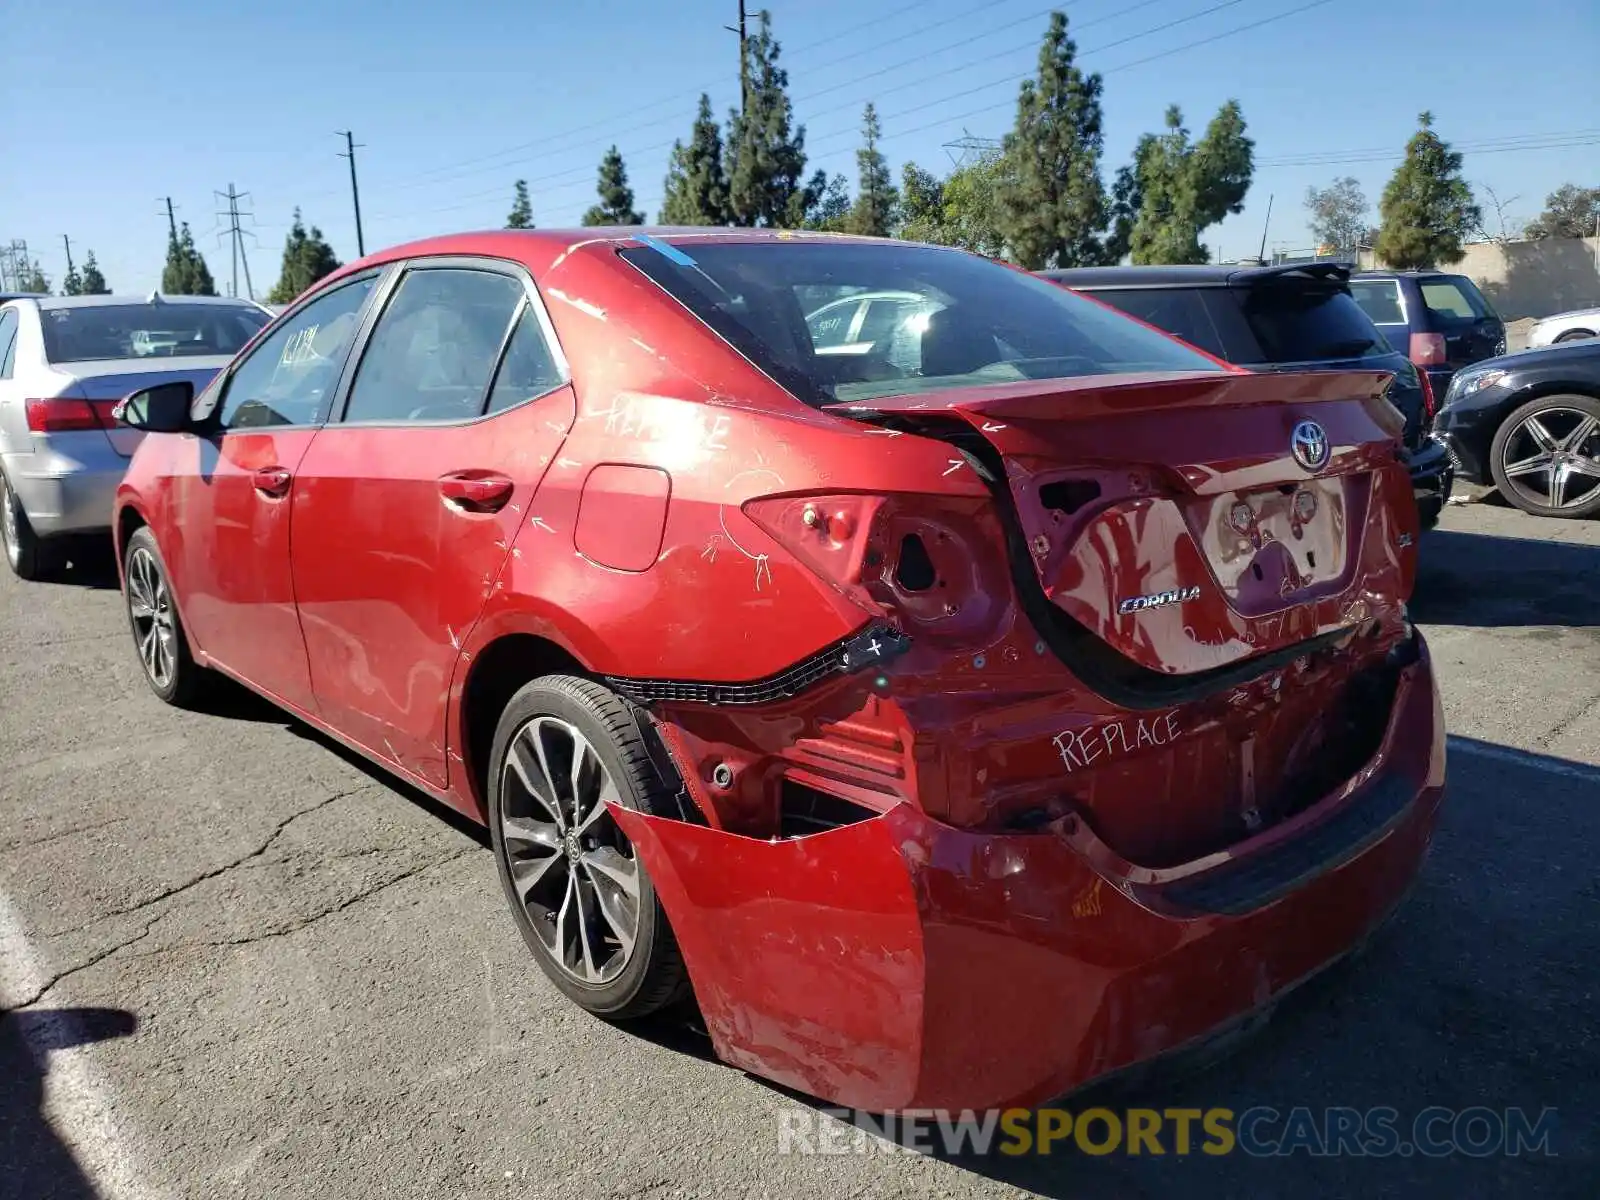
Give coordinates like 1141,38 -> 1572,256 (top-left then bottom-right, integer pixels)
4,0 -> 1596,294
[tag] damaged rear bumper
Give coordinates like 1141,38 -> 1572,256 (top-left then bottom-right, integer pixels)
610,636 -> 1446,1113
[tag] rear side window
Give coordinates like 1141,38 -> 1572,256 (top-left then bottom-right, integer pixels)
1420,277 -> 1492,321
1228,286 -> 1389,364
38,303 -> 267,364
1350,280 -> 1405,325
485,305 -> 566,415
343,268 -> 525,424
1084,289 -> 1227,359
0,310 -> 17,378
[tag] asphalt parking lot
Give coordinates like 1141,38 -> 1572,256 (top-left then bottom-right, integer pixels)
2,498 -> 1595,1200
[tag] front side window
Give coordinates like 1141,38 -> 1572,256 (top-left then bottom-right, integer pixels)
208,276 -> 377,430
621,240 -> 1224,406
343,268 -> 525,424
39,303 -> 267,364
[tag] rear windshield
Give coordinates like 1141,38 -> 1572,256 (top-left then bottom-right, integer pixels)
619,240 -> 1224,406
40,303 -> 269,364
1230,286 -> 1390,364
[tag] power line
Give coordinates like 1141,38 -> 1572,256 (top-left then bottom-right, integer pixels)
337,130 -> 367,257
333,0 -> 954,203
365,0 -> 1272,224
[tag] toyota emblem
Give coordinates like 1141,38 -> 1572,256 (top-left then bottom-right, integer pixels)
1290,420 -> 1331,472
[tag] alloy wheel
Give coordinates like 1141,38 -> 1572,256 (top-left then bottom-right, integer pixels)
498,715 -> 641,986
0,475 -> 19,569
126,547 -> 178,690
1497,407 -> 1600,512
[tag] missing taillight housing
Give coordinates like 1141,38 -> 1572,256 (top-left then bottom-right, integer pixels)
1039,479 -> 1101,516
894,534 -> 936,592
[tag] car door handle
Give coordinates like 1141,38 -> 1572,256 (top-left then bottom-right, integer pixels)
439,473 -> 514,512
252,467 -> 292,497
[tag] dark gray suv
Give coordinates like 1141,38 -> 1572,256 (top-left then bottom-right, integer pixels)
1039,262 -> 1454,529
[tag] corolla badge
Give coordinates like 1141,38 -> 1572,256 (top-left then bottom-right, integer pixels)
1290,420 -> 1331,471
1118,586 -> 1201,616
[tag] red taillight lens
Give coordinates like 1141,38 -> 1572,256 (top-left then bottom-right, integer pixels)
1408,332 -> 1447,367
1416,366 -> 1438,421
25,396 -> 106,433
742,494 -> 888,615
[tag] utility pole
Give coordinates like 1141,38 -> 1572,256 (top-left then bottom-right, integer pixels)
161,197 -> 178,241
1257,193 -> 1274,263
724,1 -> 748,114
215,184 -> 256,300
62,235 -> 75,288
336,130 -> 366,257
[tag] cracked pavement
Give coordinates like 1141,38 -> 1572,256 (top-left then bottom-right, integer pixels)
1,502 -> 1597,1200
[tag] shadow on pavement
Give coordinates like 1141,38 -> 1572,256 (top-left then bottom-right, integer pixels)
0,1006 -> 138,1200
1414,528 -> 1599,627
40,538 -> 121,592
731,735 -> 1596,1199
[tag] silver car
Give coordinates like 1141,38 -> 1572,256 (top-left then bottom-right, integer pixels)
0,293 -> 270,579
1527,307 -> 1600,348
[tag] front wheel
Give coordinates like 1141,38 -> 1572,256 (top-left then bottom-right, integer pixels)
1488,394 -> 1600,518
1553,329 -> 1594,344
123,527 -> 209,706
487,675 -> 691,1020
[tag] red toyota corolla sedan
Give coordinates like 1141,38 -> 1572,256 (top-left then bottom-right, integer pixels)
111,229 -> 1445,1112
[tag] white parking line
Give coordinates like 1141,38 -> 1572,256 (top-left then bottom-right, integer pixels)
0,889 -> 163,1200
1447,736 -> 1600,784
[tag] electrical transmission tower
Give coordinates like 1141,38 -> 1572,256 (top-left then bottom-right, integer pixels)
215,185 -> 257,300
1,240 -> 36,291
941,131 -> 1002,168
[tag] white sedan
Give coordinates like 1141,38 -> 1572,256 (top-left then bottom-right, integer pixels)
1528,307 -> 1600,347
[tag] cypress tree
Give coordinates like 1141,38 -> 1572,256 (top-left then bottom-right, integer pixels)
506,180 -> 534,229
581,147 -> 644,226
1375,112 -> 1481,269
79,252 -> 109,294
845,103 -> 898,237
660,95 -> 731,225
726,10 -> 819,227
62,262 -> 84,296
267,210 -> 340,304
996,12 -> 1110,269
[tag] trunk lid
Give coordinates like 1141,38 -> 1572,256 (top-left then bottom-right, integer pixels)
829,368 -> 1418,685
58,358 -> 230,456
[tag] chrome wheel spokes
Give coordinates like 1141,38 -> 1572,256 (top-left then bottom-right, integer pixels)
1502,407 -> 1600,510
499,716 -> 641,985
127,547 -> 177,689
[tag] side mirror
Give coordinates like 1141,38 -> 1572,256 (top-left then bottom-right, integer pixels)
113,381 -> 195,433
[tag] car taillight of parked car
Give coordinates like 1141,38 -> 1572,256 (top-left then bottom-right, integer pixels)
24,397 -> 110,433
1408,332 -> 1447,367
1416,367 -> 1438,420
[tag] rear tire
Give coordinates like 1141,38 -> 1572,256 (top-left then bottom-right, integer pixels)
1553,329 -> 1594,343
122,526 -> 209,706
1488,394 -> 1600,519
488,674 -> 691,1021
1,468 -> 60,581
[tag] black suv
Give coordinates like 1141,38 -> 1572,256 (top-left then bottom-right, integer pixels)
1348,270 -> 1506,398
1039,262 -> 1454,528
